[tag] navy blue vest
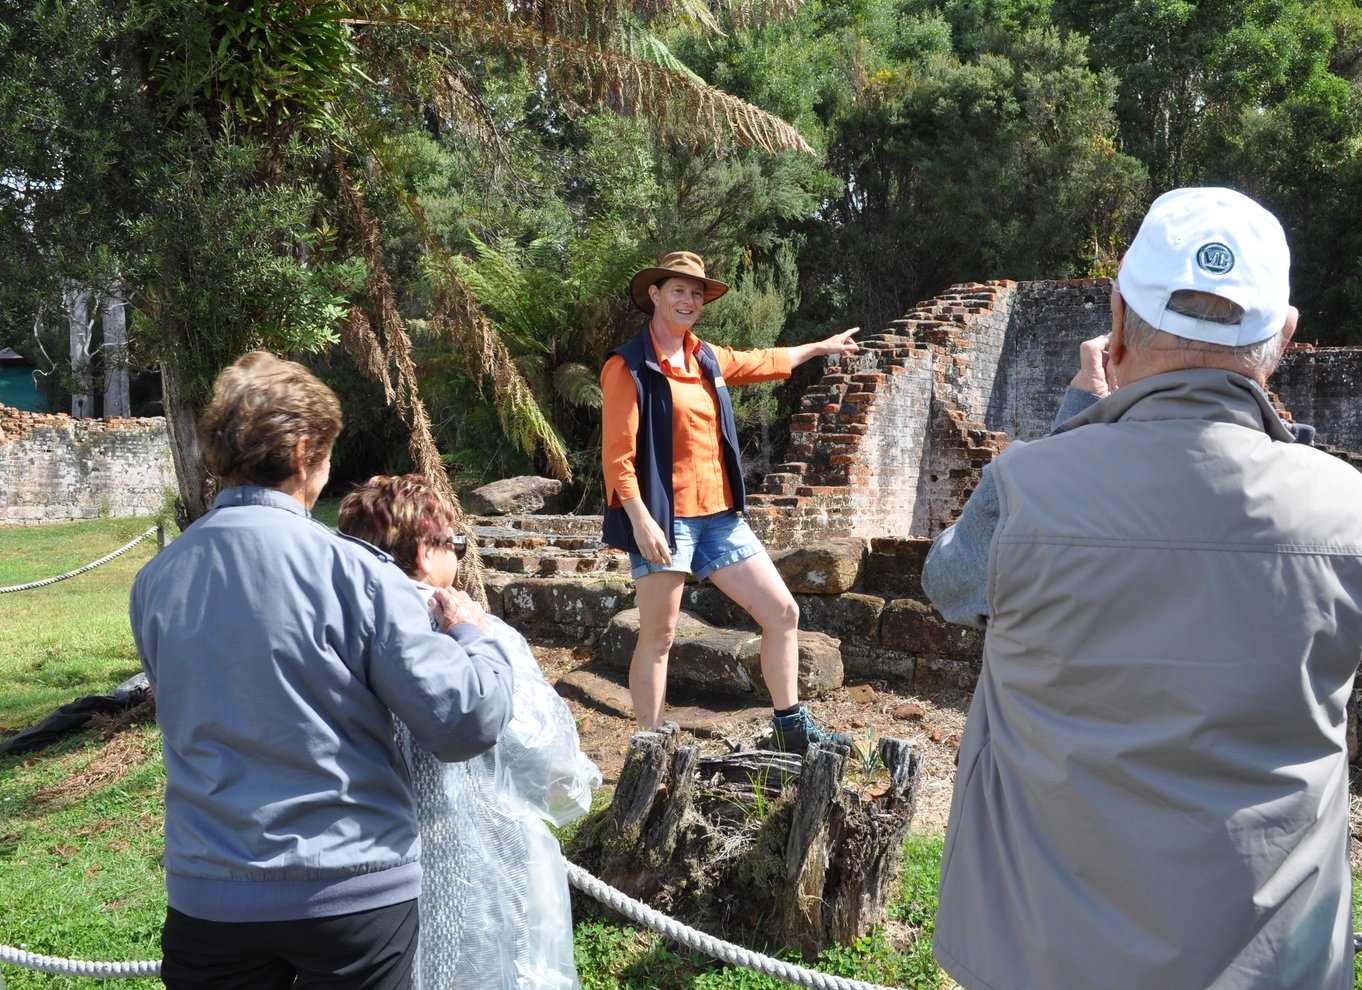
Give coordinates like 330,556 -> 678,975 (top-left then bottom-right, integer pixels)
601,323 -> 747,553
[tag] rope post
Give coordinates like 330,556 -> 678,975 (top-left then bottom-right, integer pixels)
157,524 -> 168,550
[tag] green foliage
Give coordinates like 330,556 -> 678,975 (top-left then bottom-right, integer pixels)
146,0 -> 358,134
0,726 -> 167,990
125,131 -> 359,401
1048,0 -> 1362,342
805,23 -> 1145,332
886,833 -> 952,987
0,0 -> 152,321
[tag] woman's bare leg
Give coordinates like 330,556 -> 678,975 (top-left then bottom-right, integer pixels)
707,552 -> 800,710
630,571 -> 688,729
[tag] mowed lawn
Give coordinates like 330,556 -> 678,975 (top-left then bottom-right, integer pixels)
1,516 -> 167,990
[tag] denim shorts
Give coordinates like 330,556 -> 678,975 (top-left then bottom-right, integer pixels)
629,511 -> 765,581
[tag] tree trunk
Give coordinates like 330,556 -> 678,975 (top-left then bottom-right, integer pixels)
66,287 -> 95,418
571,724 -> 923,958
160,357 -> 214,527
102,289 -> 130,418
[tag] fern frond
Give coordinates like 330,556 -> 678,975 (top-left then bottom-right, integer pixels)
343,8 -> 814,154
625,27 -> 705,83
553,361 -> 604,409
337,159 -> 454,494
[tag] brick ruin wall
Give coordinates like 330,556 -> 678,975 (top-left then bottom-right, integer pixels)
746,277 -> 1362,551
1271,346 -> 1362,454
0,406 -> 176,525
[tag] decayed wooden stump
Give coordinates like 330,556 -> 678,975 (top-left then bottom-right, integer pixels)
571,723 -> 923,956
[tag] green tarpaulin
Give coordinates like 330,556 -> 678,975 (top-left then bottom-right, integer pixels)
0,365 -> 49,412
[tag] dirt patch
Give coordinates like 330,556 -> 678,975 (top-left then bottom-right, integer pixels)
533,645 -> 968,835
32,720 -> 157,808
537,644 -> 1362,853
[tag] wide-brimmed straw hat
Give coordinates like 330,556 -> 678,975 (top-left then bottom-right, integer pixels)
629,251 -> 729,314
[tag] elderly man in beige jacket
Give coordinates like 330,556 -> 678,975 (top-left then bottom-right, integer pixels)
923,187 -> 1362,990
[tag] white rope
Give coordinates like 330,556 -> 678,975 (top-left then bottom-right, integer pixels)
0,943 -> 159,978
0,526 -> 158,594
1,858 -> 908,988
565,861 -> 906,990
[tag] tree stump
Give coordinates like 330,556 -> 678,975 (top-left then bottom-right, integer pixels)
570,723 -> 923,956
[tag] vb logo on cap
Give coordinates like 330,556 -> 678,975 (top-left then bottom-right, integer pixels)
1196,242 -> 1235,275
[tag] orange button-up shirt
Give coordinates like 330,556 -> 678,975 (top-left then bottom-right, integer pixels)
601,328 -> 792,517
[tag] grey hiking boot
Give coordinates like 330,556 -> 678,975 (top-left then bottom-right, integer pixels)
770,705 -> 854,755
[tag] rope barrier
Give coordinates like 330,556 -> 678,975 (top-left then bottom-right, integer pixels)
565,861 -> 906,990
0,943 -> 159,979
0,526 -> 159,594
1,857 -> 909,988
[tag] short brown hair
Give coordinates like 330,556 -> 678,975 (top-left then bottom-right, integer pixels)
199,351 -> 343,488
337,474 -> 457,577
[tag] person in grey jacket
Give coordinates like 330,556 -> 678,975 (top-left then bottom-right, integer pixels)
923,188 -> 1362,990
130,351 -> 515,990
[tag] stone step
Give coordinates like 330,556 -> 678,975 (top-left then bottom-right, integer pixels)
476,530 -> 605,552
475,514 -> 603,536
478,546 -> 629,576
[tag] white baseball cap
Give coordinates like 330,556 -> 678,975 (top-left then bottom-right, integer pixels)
1118,187 -> 1291,347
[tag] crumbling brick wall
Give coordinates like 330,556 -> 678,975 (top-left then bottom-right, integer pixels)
984,279 -> 1112,440
746,282 -> 1016,549
746,277 -> 1362,552
0,405 -> 175,524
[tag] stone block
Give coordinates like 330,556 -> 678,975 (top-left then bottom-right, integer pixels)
770,538 -> 865,594
863,538 -> 933,597
600,609 -> 843,700
913,655 -> 981,692
498,576 -> 634,638
681,583 -> 753,629
466,476 -> 563,516
880,598 -> 983,657
794,592 -> 884,647
738,629 -> 843,699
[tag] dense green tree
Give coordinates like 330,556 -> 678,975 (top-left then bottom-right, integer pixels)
709,15 -> 1146,333
1,0 -> 818,521
1051,0 -> 1362,342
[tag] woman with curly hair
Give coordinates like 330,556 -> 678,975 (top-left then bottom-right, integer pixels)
339,473 -> 600,990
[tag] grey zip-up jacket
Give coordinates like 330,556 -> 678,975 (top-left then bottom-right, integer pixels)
925,369 -> 1362,990
130,487 -> 515,923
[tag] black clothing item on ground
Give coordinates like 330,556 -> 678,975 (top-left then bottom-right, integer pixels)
0,673 -> 151,756
160,900 -> 419,990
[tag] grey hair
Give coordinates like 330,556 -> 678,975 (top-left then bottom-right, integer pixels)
1121,290 -> 1285,381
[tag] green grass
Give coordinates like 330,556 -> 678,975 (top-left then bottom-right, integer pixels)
1,516 -> 168,989
0,518 -> 162,732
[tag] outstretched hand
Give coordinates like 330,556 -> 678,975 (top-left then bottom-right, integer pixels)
818,327 -> 861,357
788,327 -> 861,369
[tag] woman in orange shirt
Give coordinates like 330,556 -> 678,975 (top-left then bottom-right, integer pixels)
601,251 -> 859,753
